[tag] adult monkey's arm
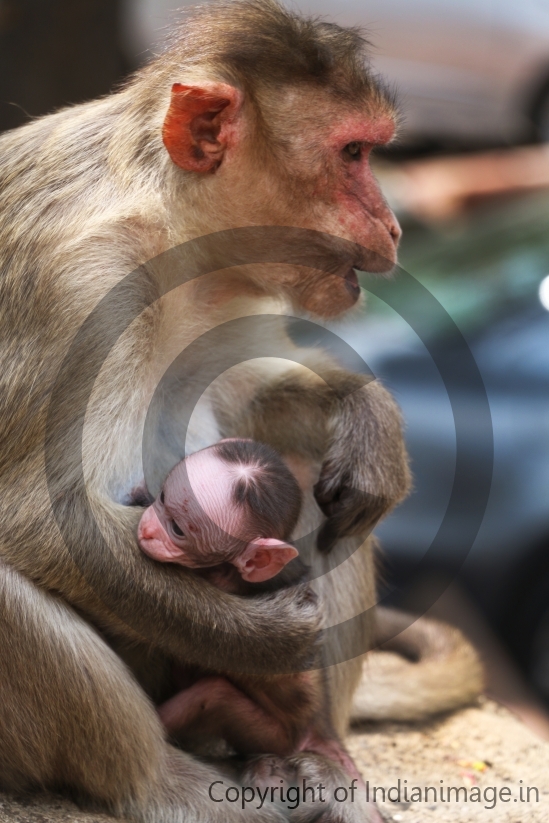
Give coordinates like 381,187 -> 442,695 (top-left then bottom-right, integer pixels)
211,351 -> 411,551
3,437 -> 320,679
0,269 -> 320,681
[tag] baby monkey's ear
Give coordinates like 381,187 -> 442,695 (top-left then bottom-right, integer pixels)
234,538 -> 298,583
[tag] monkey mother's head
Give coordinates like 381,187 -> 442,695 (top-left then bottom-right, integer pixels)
140,0 -> 400,317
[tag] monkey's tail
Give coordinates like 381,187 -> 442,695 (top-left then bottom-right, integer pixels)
350,607 -> 484,722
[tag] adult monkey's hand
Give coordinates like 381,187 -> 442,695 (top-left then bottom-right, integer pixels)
314,377 -> 411,552
215,361 -> 410,554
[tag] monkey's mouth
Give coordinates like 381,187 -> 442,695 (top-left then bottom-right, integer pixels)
344,269 -> 361,301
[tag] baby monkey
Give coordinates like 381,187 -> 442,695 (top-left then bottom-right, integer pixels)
137,439 -> 361,780
138,438 -> 302,591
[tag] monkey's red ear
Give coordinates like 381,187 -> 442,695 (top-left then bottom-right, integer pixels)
162,82 -> 242,173
235,539 -> 299,583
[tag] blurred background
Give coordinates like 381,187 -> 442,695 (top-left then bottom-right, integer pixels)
2,0 -> 549,730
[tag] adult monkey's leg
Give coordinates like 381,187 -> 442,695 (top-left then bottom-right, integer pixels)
0,560 -> 285,822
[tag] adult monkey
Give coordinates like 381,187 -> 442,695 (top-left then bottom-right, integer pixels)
0,1 -> 482,821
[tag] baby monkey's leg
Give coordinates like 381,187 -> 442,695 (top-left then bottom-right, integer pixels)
298,729 -> 363,786
158,676 -> 296,755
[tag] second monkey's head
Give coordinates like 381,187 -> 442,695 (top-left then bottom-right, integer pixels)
138,439 -> 302,583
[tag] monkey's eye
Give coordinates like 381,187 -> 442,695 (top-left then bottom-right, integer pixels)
171,520 -> 185,538
160,491 -> 165,504
343,142 -> 362,161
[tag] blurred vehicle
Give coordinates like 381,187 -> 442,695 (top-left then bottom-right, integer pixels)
124,0 -> 549,145
327,190 -> 549,703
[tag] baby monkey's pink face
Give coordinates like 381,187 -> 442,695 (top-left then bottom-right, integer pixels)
137,447 -> 297,583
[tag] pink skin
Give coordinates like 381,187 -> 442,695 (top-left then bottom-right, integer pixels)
137,447 -> 297,582
157,676 -> 363,778
328,115 -> 401,269
158,675 -> 299,755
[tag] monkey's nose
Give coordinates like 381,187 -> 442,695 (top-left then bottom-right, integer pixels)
139,507 -> 158,539
141,523 -> 155,539
389,216 -> 402,244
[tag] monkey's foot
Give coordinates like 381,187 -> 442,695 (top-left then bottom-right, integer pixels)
241,753 -> 384,823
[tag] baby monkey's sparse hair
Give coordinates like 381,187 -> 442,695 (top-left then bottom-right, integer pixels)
212,439 -> 302,541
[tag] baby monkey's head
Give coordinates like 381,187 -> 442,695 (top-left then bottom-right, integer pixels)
138,439 -> 302,582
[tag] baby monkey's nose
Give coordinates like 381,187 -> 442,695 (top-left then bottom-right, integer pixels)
140,506 -> 158,539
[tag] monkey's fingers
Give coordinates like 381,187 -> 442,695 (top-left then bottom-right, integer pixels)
316,519 -> 341,554
315,484 -> 388,553
259,584 -> 322,671
313,474 -> 345,519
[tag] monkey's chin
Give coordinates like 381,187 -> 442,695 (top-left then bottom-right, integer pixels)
355,245 -> 399,275
298,270 -> 362,318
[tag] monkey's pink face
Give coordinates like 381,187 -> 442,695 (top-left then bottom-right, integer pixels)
265,105 -> 401,317
325,114 -> 400,262
220,100 -> 400,318
137,448 -> 299,583
161,81 -> 400,319
137,450 -> 243,567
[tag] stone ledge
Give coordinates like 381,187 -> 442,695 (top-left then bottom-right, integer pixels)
0,793 -> 119,823
348,698 -> 549,822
